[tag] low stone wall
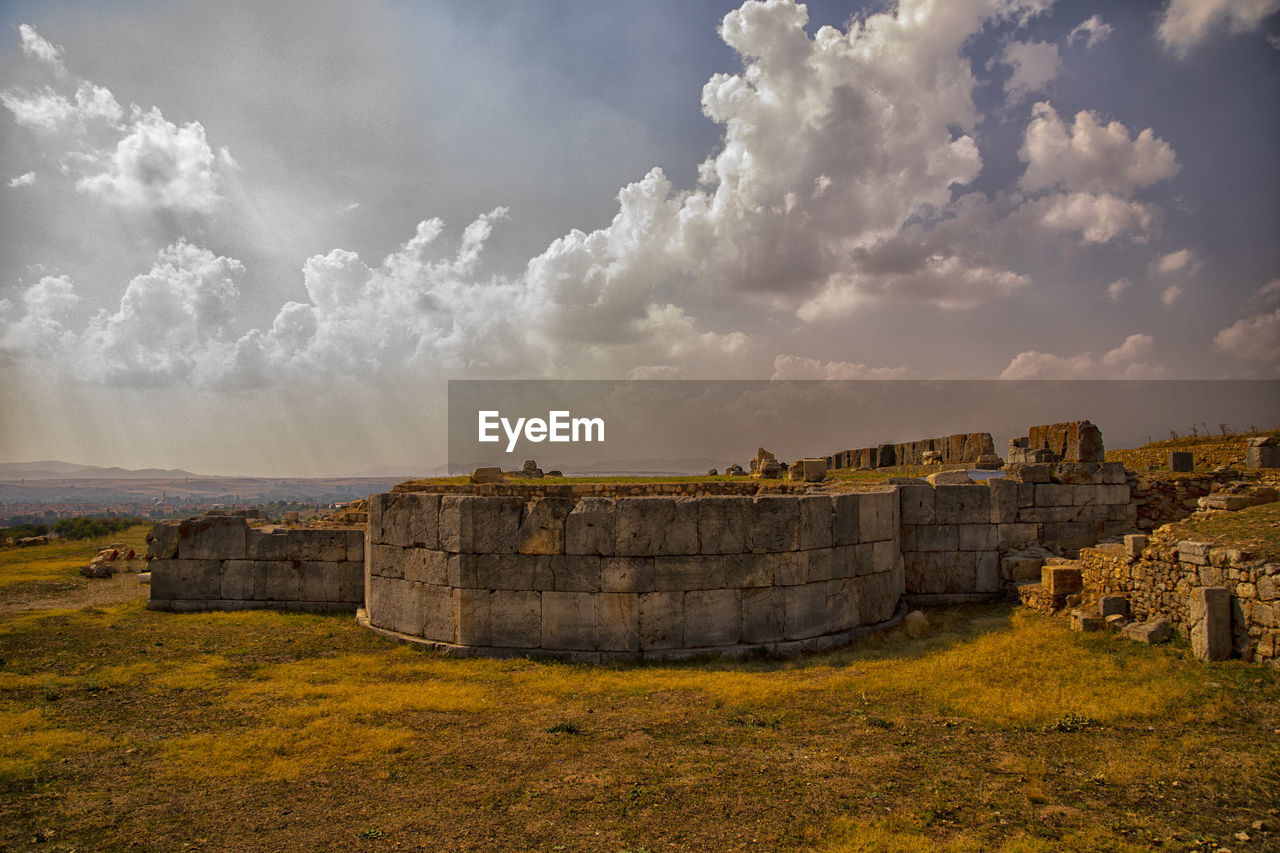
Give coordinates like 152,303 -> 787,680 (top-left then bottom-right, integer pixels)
831,432 -> 994,470
1080,537 -> 1279,665
363,490 -> 904,661
146,514 -> 365,612
391,481 -> 808,497
899,476 -> 1132,597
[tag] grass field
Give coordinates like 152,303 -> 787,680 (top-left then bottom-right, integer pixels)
2,537 -> 1278,851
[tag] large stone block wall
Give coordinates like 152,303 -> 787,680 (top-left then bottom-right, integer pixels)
363,490 -> 905,660
1080,538 -> 1279,666
900,477 -> 1132,598
831,433 -> 995,470
146,514 -> 365,612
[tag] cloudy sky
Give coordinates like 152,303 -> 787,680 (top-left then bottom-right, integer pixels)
1,0 -> 1278,476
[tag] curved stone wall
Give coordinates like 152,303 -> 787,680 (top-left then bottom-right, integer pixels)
362,490 -> 904,661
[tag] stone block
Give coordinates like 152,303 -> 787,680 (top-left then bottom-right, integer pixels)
798,496 -> 834,550
403,548 -> 449,585
1099,595 -> 1129,618
802,548 -> 839,583
1042,564 -> 1083,598
369,576 -> 419,635
653,555 -> 721,591
451,588 -> 490,646
247,530 -> 290,560
957,524 -> 996,551
825,578 -> 859,631
1071,612 -> 1107,632
345,529 -> 365,562
1006,463 -> 1052,484
541,591 -> 596,650
858,490 -> 898,541
551,556 -> 601,592
1246,444 -> 1280,470
997,523 -> 1038,550
722,553 -> 774,588
1124,534 -> 1148,559
490,590 -> 541,648
259,560 -> 302,602
914,524 -> 958,552
146,522 -> 180,560
474,553 -> 552,591
975,551 -> 1000,593
1190,586 -> 1231,661
373,492 -> 440,549
1258,574 -> 1279,601
439,496 -> 523,554
421,584 -> 453,640
446,553 -> 479,588
1121,619 -> 1172,644
639,591 -> 684,650
986,478 -> 1019,523
1040,522 -> 1096,553
871,539 -> 898,574
898,485 -> 935,525
926,470 -> 973,486
1034,484 -> 1075,507
1098,462 -> 1127,484
600,556 -> 655,593
564,497 -> 616,556
903,551 -> 946,595
220,560 -> 257,600
741,587 -> 785,644
1168,451 -> 1194,472
697,496 -> 752,554
517,497 -> 573,555
300,561 -> 342,602
285,529 -> 349,562
772,552 -> 805,586
783,582 -> 829,640
338,562 -> 364,603
831,493 -> 862,546
596,593 -> 639,652
944,552 -> 977,594
615,498 -> 698,556
1177,541 -> 1213,566
178,516 -> 247,560
684,588 -> 741,647
858,571 -> 898,623
750,496 -> 799,553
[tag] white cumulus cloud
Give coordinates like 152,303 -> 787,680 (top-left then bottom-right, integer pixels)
998,40 -> 1060,105
1161,285 -> 1183,305
1000,333 -> 1159,378
1152,248 -> 1202,276
8,172 -> 36,188
1214,308 -> 1280,370
1106,278 -> 1131,301
1158,0 -> 1280,56
770,354 -> 913,380
1069,15 -> 1113,48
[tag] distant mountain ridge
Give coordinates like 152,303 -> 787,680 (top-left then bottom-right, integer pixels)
0,460 -> 208,480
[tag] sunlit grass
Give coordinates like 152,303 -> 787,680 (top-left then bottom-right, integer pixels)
0,706 -> 111,780
0,523 -> 150,592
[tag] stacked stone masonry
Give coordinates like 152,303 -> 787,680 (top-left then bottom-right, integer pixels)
146,514 -> 365,612
1080,537 -> 1279,665
364,491 -> 905,661
830,432 -> 995,470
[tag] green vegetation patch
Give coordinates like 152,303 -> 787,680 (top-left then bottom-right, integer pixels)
1160,501 -> 1280,562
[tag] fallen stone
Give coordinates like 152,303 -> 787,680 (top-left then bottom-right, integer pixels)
1190,586 -> 1231,661
926,470 -> 972,486
1099,595 -> 1129,618
1070,611 -> 1106,632
903,609 -> 929,638
1104,613 -> 1129,632
1004,463 -> 1051,484
470,466 -> 503,484
1121,619 -> 1173,644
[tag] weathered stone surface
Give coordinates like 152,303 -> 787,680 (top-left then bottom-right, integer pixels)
899,485 -> 935,525
258,560 -> 302,602
697,497 -> 751,554
1124,534 -> 1148,559
1176,540 -> 1213,566
470,466 -> 503,484
653,555 -> 721,591
1099,595 -> 1129,618
596,593 -> 639,652
639,591 -> 684,649
178,516 -> 247,560
825,578 -> 859,628
421,584 -> 453,640
1246,443 -> 1280,470
373,493 -> 440,549
750,496 -> 799,552
721,553 -> 773,588
517,498 -> 573,555
904,609 -> 928,638
741,587 -> 785,644
551,556 -> 601,592
831,493 -> 862,546
300,562 -> 343,602
615,498 -> 698,556
474,553 -> 553,591
369,576 -> 422,635
541,591 -> 596,650
685,589 -> 741,647
1190,586 -> 1231,661
858,490 -> 898,541
338,562 -> 364,603
1169,451 -> 1194,472
772,551 -> 805,586
957,524 -> 996,551
1005,463 -> 1051,484
798,496 -> 834,550
1098,462 -> 1127,484
446,553 -> 479,588
439,496 -> 523,554
600,556 -> 655,593
403,548 -> 449,585
564,497 -> 616,556
903,551 -> 946,595
1121,619 -> 1172,644
996,523 -> 1038,550
146,522 -> 180,560
926,470 -> 973,486
783,582 -> 829,640
453,588 -> 491,645
975,552 -> 999,593
986,478 -> 1018,523
1042,563 -> 1083,598
858,571 -> 898,623
490,590 -> 541,648
246,529 -> 289,560
285,529 -> 350,562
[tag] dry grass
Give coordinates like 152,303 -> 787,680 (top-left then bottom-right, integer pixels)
0,524 -> 150,595
1160,501 -> 1280,562
1,586 -> 1277,852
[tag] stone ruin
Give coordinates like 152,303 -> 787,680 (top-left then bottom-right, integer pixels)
829,432 -> 998,471
1007,420 -> 1104,468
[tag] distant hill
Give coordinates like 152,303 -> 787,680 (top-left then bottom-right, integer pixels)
0,460 -> 207,481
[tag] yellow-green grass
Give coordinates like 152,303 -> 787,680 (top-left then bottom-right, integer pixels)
0,591 -> 1276,852
1159,500 -> 1280,562
0,523 -> 150,595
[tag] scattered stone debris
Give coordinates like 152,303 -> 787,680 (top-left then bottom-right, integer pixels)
725,464 -> 746,477
519,459 -> 544,479
707,468 -> 718,476
80,546 -> 137,578
749,448 -> 784,479
470,466 -> 503,484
